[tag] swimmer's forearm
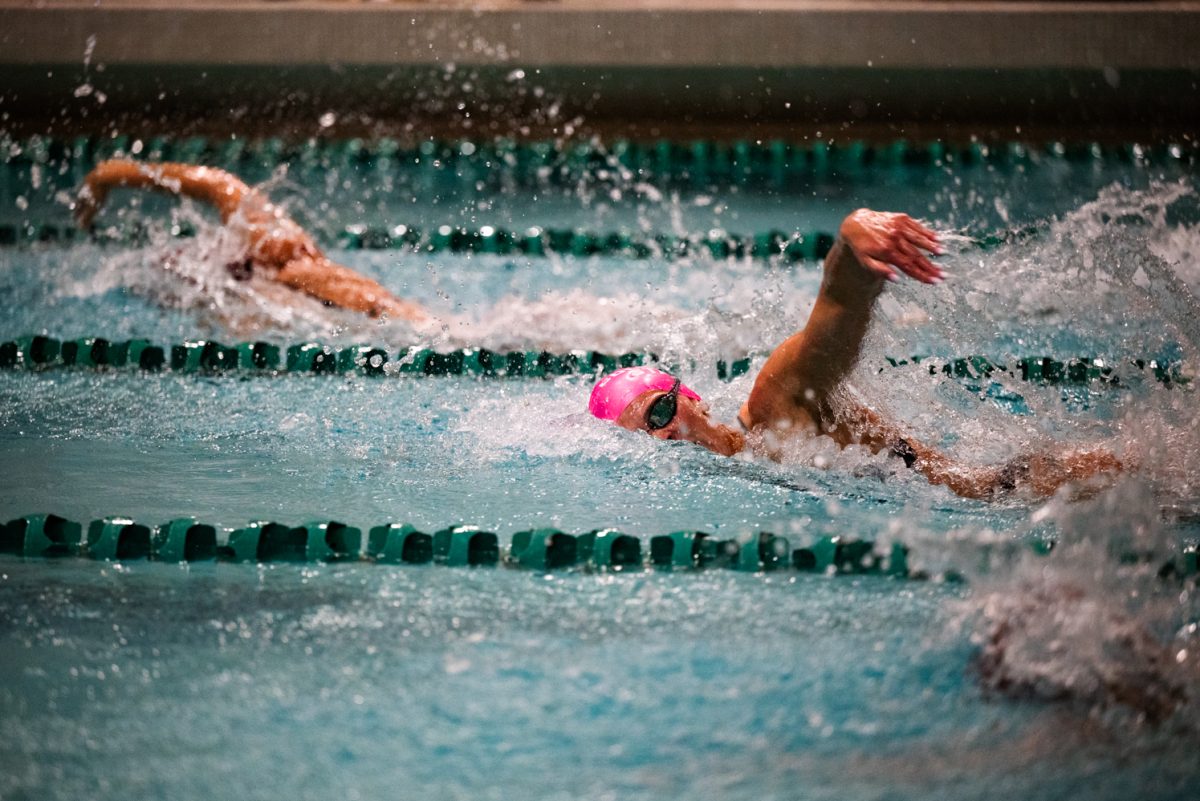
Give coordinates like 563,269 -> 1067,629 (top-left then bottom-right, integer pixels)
745,239 -> 880,423
79,160 -> 250,223
914,459 -> 997,500
819,236 -> 887,306
916,449 -> 1122,501
275,257 -> 430,322
744,211 -> 940,429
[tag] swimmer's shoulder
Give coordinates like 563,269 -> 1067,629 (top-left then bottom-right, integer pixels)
737,401 -> 817,437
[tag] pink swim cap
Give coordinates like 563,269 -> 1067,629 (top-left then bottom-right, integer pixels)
588,366 -> 702,421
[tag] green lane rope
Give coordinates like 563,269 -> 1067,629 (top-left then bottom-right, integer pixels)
0,513 -> 894,577
4,135 -> 1193,187
2,135 -> 1189,258
0,217 -> 1058,263
0,334 -> 654,377
883,354 -> 1190,388
0,513 -> 910,573
0,219 -> 840,263
0,134 -> 1100,261
0,334 -> 1188,387
3,514 -> 1195,581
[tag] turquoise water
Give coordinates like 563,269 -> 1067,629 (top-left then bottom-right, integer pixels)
1,143 -> 1199,799
2,559 -> 1196,801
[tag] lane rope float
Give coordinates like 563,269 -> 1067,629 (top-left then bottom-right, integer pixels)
0,513 -> 912,573
0,220 -> 842,263
4,135 -> 1193,188
0,334 -> 1189,387
0,218 -> 1047,262
3,513 -> 1195,581
1,133 -> 1183,259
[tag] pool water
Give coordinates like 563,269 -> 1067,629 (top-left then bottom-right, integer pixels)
1,140 -> 1199,800
2,560 -> 1196,801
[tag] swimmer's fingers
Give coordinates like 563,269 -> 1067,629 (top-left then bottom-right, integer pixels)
901,220 -> 942,254
897,219 -> 946,282
861,255 -> 900,282
877,235 -> 937,283
895,239 -> 945,283
840,209 -> 944,283
892,256 -> 940,284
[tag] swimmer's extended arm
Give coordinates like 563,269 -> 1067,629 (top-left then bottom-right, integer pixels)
742,209 -> 942,433
77,160 -> 431,323
276,257 -> 431,322
76,160 -> 251,227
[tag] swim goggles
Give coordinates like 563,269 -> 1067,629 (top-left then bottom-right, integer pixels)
646,377 -> 682,430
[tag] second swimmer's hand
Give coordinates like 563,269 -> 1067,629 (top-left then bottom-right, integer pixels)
839,209 -> 944,284
74,180 -> 106,230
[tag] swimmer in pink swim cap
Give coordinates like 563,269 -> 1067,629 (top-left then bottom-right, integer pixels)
589,209 -> 1124,500
589,365 -> 745,456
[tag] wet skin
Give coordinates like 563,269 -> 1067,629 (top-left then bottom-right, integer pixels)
77,160 -> 431,323
616,384 -> 1123,501
615,390 -> 745,457
608,209 -> 1123,501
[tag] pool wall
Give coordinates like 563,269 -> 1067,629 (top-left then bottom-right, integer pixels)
1,1 -> 1199,137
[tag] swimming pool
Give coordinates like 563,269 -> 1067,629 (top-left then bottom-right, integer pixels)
1,136 -> 1199,800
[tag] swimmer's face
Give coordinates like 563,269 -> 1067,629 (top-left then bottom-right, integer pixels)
616,389 -> 745,457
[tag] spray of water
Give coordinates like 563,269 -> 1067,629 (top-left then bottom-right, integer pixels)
861,180 -> 1200,728
961,476 -> 1200,729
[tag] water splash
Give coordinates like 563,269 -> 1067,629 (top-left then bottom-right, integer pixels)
913,180 -> 1200,719
960,476 -> 1200,728
847,181 -> 1197,478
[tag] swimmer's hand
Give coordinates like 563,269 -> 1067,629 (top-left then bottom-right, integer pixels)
73,181 -> 106,230
839,209 -> 944,284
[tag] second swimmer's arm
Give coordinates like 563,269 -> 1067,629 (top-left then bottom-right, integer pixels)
275,256 -> 431,323
76,160 -> 252,228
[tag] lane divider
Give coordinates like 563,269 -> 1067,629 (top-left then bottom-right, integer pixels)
4,514 -> 1196,581
0,512 -> 908,576
0,220 -> 840,262
0,334 -> 654,377
0,334 -> 1189,387
4,135 -> 1191,188
884,354 -> 1189,389
2,135 -> 1185,258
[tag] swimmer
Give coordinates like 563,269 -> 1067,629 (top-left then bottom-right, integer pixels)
589,209 -> 1123,500
75,160 -> 431,323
